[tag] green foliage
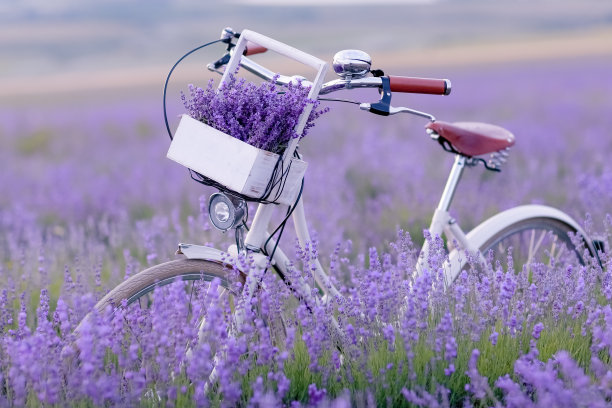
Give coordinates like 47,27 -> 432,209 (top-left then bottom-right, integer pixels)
15,129 -> 52,156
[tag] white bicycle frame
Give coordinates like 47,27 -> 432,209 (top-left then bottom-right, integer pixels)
178,153 -> 591,313
176,29 -> 592,314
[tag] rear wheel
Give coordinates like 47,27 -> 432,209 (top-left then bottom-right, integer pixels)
478,217 -> 587,268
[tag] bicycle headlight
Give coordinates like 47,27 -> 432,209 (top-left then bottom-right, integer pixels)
208,193 -> 246,231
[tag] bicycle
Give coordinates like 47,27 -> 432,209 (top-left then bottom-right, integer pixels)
90,27 -> 602,344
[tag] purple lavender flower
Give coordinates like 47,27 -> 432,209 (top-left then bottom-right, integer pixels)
532,322 -> 544,340
183,73 -> 329,154
464,349 -> 493,401
489,331 -> 499,346
307,383 -> 327,406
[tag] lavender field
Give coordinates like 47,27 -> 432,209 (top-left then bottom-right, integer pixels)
1,55 -> 612,406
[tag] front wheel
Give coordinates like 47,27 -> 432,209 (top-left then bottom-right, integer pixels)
86,258 -> 286,347
78,259 -> 245,353
64,259 -> 248,400
93,259 -> 242,315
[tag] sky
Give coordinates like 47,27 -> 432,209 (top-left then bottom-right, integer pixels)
237,0 -> 435,4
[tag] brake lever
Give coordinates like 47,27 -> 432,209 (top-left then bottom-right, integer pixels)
207,52 -> 231,72
353,75 -> 438,121
360,103 -> 436,121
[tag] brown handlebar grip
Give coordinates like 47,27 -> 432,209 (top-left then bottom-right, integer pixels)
388,76 -> 451,95
243,42 -> 268,56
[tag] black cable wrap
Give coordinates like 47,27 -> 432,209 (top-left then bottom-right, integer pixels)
188,153 -> 294,204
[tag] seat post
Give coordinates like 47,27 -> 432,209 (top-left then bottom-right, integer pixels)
437,154 -> 466,212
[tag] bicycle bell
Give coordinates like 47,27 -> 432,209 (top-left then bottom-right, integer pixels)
208,192 -> 247,231
332,49 -> 372,79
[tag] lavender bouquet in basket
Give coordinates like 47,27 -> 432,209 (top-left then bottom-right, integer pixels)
182,74 -> 329,155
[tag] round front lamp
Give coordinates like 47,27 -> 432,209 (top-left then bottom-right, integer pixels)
208,193 -> 246,231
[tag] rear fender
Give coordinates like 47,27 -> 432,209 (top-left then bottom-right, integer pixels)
464,205 -> 590,251
446,205 -> 595,285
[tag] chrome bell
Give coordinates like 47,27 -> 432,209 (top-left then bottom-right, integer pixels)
332,49 -> 372,79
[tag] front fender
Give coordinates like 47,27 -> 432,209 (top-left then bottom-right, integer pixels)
176,243 -> 236,265
176,243 -> 271,271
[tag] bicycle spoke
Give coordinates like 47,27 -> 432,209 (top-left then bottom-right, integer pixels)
497,241 -> 506,258
549,238 -> 558,264
217,287 -> 227,300
554,242 -> 566,260
527,229 -> 536,265
530,230 -> 547,263
188,281 -> 195,321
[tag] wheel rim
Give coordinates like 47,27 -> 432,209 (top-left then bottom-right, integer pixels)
126,273 -> 232,307
480,220 -> 584,269
121,273 -> 235,331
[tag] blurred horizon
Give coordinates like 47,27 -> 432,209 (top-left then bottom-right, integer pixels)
2,0 -> 612,104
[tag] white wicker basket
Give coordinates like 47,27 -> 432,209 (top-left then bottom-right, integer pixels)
167,114 -> 308,205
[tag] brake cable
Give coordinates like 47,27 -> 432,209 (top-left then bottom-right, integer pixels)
162,39 -> 226,141
317,97 -> 361,105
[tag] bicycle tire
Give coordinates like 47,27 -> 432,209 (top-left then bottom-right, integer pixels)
93,259 -> 243,315
90,258 -> 287,347
478,216 -> 587,268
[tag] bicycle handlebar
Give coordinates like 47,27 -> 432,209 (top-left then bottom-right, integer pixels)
388,76 -> 451,96
237,57 -> 451,97
244,41 -> 268,56
210,29 -> 451,100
